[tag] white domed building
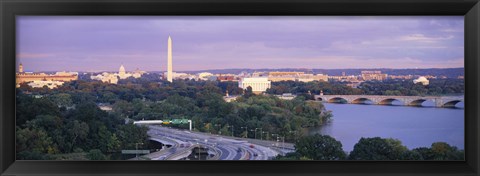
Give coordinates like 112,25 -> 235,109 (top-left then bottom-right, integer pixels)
413,76 -> 429,85
198,72 -> 214,80
90,65 -> 145,84
118,65 -> 129,79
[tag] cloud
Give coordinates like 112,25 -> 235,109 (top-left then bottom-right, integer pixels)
17,53 -> 55,59
441,28 -> 463,33
399,34 -> 454,43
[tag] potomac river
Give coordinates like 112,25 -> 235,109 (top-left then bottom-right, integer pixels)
309,102 -> 464,152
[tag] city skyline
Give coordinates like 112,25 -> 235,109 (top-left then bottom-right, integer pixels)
17,16 -> 464,72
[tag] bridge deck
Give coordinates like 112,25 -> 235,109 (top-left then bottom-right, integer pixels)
314,95 -> 464,108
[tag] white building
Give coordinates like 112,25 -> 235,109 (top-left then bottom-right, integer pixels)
297,74 -> 329,82
90,65 -> 145,84
413,76 -> 429,85
275,93 -> 296,100
268,72 -> 328,82
27,80 -> 64,89
132,68 -> 146,78
238,77 -> 271,93
164,72 -> 196,80
198,72 -> 214,80
55,71 -> 79,76
90,72 -> 119,84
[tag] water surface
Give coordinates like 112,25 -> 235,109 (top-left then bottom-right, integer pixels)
309,103 -> 464,152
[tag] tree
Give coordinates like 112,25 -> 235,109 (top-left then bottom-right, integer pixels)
412,142 -> 464,160
349,137 -> 409,160
16,95 -> 60,126
16,127 -> 55,156
107,134 -> 121,153
67,120 -> 89,150
49,93 -> 73,108
113,100 -> 133,117
86,149 -> 107,160
430,142 -> 464,160
116,124 -> 149,149
243,86 -> 255,98
295,134 -> 346,160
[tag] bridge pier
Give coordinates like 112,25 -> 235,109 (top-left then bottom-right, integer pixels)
433,98 -> 444,108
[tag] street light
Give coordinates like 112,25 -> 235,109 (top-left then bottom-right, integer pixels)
214,124 -> 221,135
197,142 -> 200,160
262,131 -> 269,141
271,133 -> 278,146
250,129 -> 256,139
226,125 -> 234,137
135,142 -> 144,160
271,134 -> 284,149
254,128 -> 262,140
289,130 -> 298,142
241,126 -> 248,138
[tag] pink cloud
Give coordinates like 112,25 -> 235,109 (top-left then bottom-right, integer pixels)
17,53 -> 55,58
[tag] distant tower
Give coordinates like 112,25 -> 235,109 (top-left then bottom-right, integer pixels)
119,64 -> 126,78
19,63 -> 24,73
167,36 -> 173,82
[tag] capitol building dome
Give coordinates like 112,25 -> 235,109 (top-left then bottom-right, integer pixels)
119,65 -> 126,74
413,76 -> 429,85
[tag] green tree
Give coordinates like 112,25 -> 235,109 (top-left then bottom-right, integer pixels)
49,93 -> 73,108
107,134 -> 121,153
295,134 -> 346,160
63,120 -> 89,152
430,142 -> 464,160
349,137 -> 409,160
243,86 -> 255,99
16,95 -> 60,126
16,127 -> 55,155
116,124 -> 149,149
86,149 -> 107,160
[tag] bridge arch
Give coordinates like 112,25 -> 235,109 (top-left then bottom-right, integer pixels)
379,98 -> 403,106
407,99 -> 428,107
442,100 -> 462,108
327,97 -> 348,104
351,98 -> 376,104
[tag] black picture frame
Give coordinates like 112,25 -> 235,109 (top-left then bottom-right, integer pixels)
1,0 -> 479,176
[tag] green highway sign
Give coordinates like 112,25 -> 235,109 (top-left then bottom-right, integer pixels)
171,119 -> 181,124
121,150 -> 150,154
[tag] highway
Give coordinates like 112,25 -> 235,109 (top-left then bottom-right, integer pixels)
143,125 -> 295,160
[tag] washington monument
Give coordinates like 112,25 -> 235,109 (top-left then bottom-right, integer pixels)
167,36 -> 173,82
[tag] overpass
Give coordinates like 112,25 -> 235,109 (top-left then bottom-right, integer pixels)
134,119 -> 192,131
314,95 -> 464,108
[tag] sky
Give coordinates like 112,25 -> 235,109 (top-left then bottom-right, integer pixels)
17,16 -> 464,72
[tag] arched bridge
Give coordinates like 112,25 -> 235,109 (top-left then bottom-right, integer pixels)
314,95 -> 464,108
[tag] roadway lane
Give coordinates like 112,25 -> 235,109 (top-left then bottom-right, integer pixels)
145,125 -> 289,160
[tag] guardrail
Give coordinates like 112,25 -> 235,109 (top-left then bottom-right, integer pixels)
165,144 -> 198,160
134,137 -> 180,160
239,147 -> 249,160
206,145 -> 222,160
